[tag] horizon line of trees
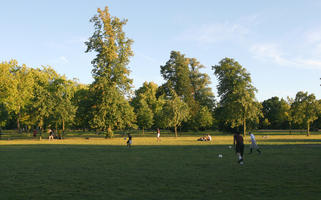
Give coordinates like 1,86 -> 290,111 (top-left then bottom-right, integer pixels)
0,6 -> 320,136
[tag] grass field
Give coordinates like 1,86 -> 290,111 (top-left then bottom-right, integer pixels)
0,134 -> 320,200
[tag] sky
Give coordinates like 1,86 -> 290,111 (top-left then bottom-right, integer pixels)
1,0 -> 320,101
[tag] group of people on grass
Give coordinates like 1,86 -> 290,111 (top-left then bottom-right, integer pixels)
48,129 -> 63,140
126,129 -> 261,166
197,134 -> 212,141
125,129 -> 261,166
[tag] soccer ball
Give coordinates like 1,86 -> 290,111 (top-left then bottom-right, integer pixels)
228,146 -> 232,149
218,154 -> 223,158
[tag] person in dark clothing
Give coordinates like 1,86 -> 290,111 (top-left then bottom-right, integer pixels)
233,132 -> 244,165
127,133 -> 132,148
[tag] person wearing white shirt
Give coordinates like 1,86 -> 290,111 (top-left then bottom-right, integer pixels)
249,132 -> 261,154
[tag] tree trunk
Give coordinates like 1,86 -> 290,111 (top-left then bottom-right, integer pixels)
17,118 -> 20,133
175,126 -> 178,138
56,122 -> 58,137
243,118 -> 246,138
107,126 -> 112,138
17,113 -> 21,133
307,122 -> 310,136
142,127 -> 144,135
62,120 -> 65,132
289,122 -> 292,135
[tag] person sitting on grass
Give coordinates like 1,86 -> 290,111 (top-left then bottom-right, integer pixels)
207,134 -> 212,141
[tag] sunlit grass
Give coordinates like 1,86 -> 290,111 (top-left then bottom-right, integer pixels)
1,132 -> 320,199
1,134 -> 320,146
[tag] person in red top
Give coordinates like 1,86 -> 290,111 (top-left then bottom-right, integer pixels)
233,131 -> 244,165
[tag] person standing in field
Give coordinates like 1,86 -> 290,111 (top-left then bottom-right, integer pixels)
233,131 -> 244,165
48,129 -> 54,140
157,128 -> 160,142
249,132 -> 261,154
127,133 -> 132,148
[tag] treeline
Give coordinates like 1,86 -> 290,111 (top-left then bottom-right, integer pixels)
0,6 -> 320,136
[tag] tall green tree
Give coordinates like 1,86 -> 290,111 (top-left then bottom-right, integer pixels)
2,60 -> 34,132
85,6 -> 136,136
213,58 -> 262,136
159,52 -> 215,130
131,82 -> 159,133
28,67 -> 57,131
188,58 -> 215,130
290,91 -> 320,136
159,51 -> 193,103
0,61 -> 14,128
162,92 -> 190,137
135,98 -> 153,134
49,76 -> 77,133
189,58 -> 215,110
73,83 -> 92,131
261,97 -> 290,129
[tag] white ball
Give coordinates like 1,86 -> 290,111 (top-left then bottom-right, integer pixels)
218,154 -> 223,158
228,146 -> 232,149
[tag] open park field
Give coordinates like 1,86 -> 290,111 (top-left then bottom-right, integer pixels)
0,133 -> 320,200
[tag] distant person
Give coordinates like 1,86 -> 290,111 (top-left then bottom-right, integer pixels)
157,128 -> 160,142
48,129 -> 54,140
233,131 -> 244,165
127,133 -> 132,148
249,132 -> 261,154
207,134 -> 212,141
33,129 -> 37,138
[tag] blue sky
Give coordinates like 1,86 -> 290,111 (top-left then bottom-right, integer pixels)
1,0 -> 320,101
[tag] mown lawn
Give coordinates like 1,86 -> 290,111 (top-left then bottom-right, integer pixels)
0,135 -> 320,200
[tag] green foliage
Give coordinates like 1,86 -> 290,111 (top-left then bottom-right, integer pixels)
195,106 -> 213,129
213,58 -> 262,135
131,82 -> 160,132
159,51 -> 215,131
85,6 -> 136,134
290,91 -> 321,136
49,76 -> 77,131
73,84 -> 92,130
136,99 -> 153,134
261,97 -> 290,129
0,60 -> 34,131
162,92 -> 190,137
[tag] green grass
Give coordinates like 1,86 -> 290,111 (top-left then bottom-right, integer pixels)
0,135 -> 320,200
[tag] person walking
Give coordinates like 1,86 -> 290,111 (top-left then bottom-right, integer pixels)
249,132 -> 261,154
157,128 -> 160,142
233,131 -> 244,165
127,133 -> 132,148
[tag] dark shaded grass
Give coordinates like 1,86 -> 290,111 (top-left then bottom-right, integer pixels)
0,144 -> 320,200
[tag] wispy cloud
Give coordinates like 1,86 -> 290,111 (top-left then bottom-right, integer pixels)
135,51 -> 160,65
305,28 -> 321,43
178,15 -> 258,44
250,43 -> 321,70
304,28 -> 321,55
49,56 -> 69,66
44,36 -> 87,49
